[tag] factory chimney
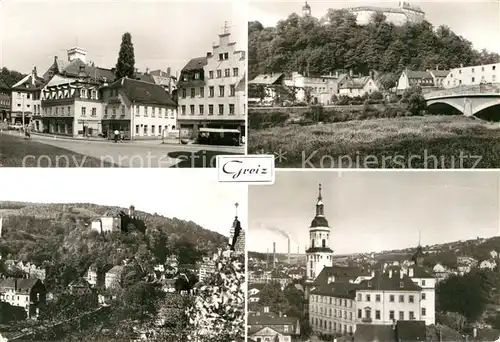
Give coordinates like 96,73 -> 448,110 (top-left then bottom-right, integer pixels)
288,238 -> 291,264
273,242 -> 276,269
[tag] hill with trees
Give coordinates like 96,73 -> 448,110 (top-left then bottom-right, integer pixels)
0,67 -> 26,87
249,10 -> 499,80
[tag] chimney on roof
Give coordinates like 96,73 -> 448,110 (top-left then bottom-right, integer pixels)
389,269 -> 393,278
146,68 -> 150,74
408,268 -> 414,277
473,328 -> 477,338
31,67 -> 36,86
207,52 -> 212,58
54,56 -> 58,62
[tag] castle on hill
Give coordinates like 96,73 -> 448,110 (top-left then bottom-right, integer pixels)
302,1 -> 425,26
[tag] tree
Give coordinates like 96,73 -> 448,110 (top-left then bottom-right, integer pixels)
185,249 -> 245,342
115,32 -> 135,79
258,282 -> 291,315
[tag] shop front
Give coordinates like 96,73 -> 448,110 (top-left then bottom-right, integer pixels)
42,118 -> 74,135
102,119 -> 131,140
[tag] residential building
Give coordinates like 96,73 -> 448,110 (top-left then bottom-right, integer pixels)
338,75 -> 379,98
86,266 -> 99,287
347,1 -> 425,26
148,68 -> 177,94
429,69 -> 450,88
248,73 -> 285,105
249,270 -> 272,284
247,311 -> 301,342
432,263 -> 451,283
353,320 -> 426,341
270,270 -> 293,289
287,72 -> 347,104
101,77 -> 177,139
40,75 -> 103,136
105,265 -> 125,289
90,215 -> 122,233
10,67 -> 44,126
306,183 -> 334,282
68,278 -> 93,295
443,63 -> 500,89
0,278 -> 46,319
0,79 -> 11,122
177,28 -> 246,138
396,70 -> 436,93
198,256 -> 216,282
479,260 -> 497,270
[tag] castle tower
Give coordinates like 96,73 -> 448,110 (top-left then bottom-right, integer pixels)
302,1 -> 311,17
306,183 -> 333,281
412,231 -> 425,267
67,47 -> 87,63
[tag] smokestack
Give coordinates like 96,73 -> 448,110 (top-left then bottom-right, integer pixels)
288,239 -> 291,264
273,242 -> 276,269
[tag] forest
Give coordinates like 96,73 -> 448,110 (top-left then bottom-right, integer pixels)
249,10 -> 499,80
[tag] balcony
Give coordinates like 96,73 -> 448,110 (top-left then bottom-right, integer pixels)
361,317 -> 372,323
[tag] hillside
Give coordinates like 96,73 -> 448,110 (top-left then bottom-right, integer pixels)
0,201 -> 228,289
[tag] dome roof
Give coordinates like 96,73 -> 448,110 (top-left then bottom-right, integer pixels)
311,216 -> 329,228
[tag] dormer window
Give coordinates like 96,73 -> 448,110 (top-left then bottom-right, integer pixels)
81,89 -> 87,98
194,72 -> 200,80
399,282 -> 404,288
367,281 -> 372,288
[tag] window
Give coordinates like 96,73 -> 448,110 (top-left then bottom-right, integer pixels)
199,105 -> 204,115
218,53 -> 224,61
144,125 -> 148,134
365,309 -> 371,319
136,125 -> 139,134
145,107 -> 149,117
151,125 -> 155,134
375,294 -> 381,302
136,106 -> 140,116
482,67 -> 485,72
472,77 -> 475,82
230,84 -> 236,96
357,309 -> 362,318
200,87 -> 204,97
209,71 -> 214,79
121,106 -> 125,115
81,107 -> 86,116
399,295 -> 404,303
233,67 -> 238,77
400,282 -> 404,288
367,281 -> 372,288
399,311 -> 404,320
190,88 -> 195,98
389,295 -> 394,302
409,311 -> 415,320
493,75 -> 497,81
181,105 -> 186,115
91,108 -> 96,116
493,65 -> 496,70
190,105 -> 195,115
182,89 -> 186,98
158,125 -> 162,133
55,108 -> 59,115
67,106 -> 71,115
389,310 -> 394,320
225,68 -> 230,77
472,68 -> 475,73
224,52 -> 228,59
375,310 -> 380,320
208,105 -> 214,115
216,70 -> 222,78
27,93 -> 31,99
357,294 -> 362,301
366,294 -> 371,302
409,295 -> 414,303
219,85 -> 225,97
349,312 -> 352,320
209,86 -> 214,97
422,280 -> 426,286
81,89 -> 87,98
422,293 -> 426,300
194,72 -> 200,80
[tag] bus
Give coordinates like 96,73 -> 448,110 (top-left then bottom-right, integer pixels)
197,128 -> 241,146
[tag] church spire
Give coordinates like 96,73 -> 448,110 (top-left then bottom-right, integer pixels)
234,202 -> 239,218
316,183 -> 324,217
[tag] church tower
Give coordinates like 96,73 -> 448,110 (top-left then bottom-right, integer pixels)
306,183 -> 333,281
302,1 -> 311,17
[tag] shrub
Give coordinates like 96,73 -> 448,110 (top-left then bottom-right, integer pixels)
369,90 -> 384,100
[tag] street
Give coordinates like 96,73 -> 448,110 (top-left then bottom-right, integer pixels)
0,131 -> 244,167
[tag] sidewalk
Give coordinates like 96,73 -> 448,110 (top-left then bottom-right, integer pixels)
28,132 -> 181,145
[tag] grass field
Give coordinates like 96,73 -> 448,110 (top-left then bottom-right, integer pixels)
0,133 -> 116,167
248,115 -> 500,168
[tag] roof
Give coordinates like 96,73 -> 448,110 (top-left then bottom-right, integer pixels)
357,270 -> 422,291
311,215 -> 329,228
349,6 -> 405,14
0,78 -> 10,89
310,282 -> 360,299
396,320 -> 426,341
306,247 -> 334,254
247,313 -> 298,326
430,70 -> 450,77
182,57 -> 208,71
249,73 -> 284,86
134,73 -> 155,83
338,76 -> 373,89
405,70 -> 433,80
354,324 -> 396,342
313,266 -> 369,286
107,265 -> 125,275
0,278 -> 41,294
409,265 -> 433,278
11,74 -> 45,90
106,77 -> 176,106
61,59 -> 115,82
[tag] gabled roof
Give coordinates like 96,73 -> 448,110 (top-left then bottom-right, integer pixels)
405,70 -> 433,80
354,324 -> 396,342
430,70 -> 450,77
338,76 -> 373,89
310,281 -> 360,299
358,270 -> 422,291
11,74 -> 44,90
249,73 -> 284,86
61,59 -> 115,83
313,266 -> 369,286
409,265 -> 433,278
0,78 -> 10,90
107,265 -> 125,275
396,320 -> 426,341
106,77 -> 176,106
182,57 -> 208,71
247,313 -> 299,326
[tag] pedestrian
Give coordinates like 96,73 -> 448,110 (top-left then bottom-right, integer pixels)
24,125 -> 31,139
114,129 -> 119,143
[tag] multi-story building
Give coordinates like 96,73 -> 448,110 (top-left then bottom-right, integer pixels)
396,69 -> 449,92
90,215 -> 122,233
177,28 -> 246,138
338,75 -> 379,98
347,1 -> 425,26
306,183 -> 334,282
40,74 -> 103,136
137,68 -> 177,94
443,63 -> 500,89
0,79 -> 11,122
101,77 -> 177,139
0,278 -> 46,319
247,310 -> 301,342
10,67 -> 44,126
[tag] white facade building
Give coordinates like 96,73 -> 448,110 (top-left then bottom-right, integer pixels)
443,63 -> 500,89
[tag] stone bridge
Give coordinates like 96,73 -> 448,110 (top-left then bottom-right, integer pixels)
423,84 -> 500,116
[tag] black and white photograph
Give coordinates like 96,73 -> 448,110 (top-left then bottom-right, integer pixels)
247,171 -> 500,341
0,169 -> 246,341
248,0 -> 500,168
0,0 -> 246,168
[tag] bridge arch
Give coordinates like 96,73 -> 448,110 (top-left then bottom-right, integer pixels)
426,100 -> 464,115
472,99 -> 500,116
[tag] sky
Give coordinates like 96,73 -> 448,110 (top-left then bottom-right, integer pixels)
0,0 -> 247,76
248,171 -> 500,255
0,168 -> 247,238
248,0 -> 500,54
